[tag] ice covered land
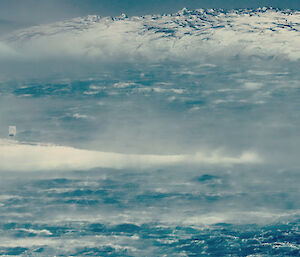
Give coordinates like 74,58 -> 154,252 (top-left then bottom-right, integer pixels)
0,7 -> 299,256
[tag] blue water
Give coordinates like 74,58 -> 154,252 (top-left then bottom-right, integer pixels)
0,8 -> 300,256
0,167 -> 299,256
1,61 -> 300,256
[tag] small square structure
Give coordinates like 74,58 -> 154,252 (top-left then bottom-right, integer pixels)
9,126 -> 16,137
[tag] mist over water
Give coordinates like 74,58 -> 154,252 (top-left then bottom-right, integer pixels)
0,8 -> 299,256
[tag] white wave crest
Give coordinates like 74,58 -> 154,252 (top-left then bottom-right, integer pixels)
0,140 -> 261,171
2,8 -> 300,62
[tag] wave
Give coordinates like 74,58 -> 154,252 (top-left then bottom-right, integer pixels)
2,7 -> 300,63
0,140 -> 261,171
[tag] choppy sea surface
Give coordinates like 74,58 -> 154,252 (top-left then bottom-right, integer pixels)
0,8 -> 300,256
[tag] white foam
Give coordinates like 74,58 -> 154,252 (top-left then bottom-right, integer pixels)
244,82 -> 264,90
0,140 -> 262,171
3,8 -> 300,62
